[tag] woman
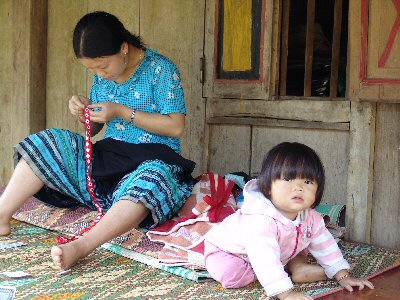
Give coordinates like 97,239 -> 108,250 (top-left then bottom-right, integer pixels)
0,11 -> 195,271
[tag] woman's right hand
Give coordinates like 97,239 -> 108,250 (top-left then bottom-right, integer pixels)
69,95 -> 92,123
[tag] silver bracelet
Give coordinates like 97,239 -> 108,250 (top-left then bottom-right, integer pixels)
337,274 -> 350,282
130,109 -> 136,125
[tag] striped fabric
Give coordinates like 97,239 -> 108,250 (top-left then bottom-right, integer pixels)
14,128 -> 193,229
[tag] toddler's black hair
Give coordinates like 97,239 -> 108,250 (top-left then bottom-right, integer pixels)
257,142 -> 325,208
73,11 -> 144,58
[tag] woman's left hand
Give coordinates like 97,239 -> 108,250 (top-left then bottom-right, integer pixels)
338,276 -> 374,292
87,102 -> 121,123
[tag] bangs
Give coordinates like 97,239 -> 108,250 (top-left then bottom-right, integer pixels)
257,142 -> 325,206
272,156 -> 322,183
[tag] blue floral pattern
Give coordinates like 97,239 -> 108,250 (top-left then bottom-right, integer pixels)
90,49 -> 186,153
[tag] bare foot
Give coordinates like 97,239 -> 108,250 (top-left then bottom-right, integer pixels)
0,222 -> 11,236
290,262 -> 327,283
51,241 -> 89,270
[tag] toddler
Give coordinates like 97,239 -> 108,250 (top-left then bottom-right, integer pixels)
204,142 -> 374,300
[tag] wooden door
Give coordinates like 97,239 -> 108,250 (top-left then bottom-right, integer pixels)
203,0 -> 274,99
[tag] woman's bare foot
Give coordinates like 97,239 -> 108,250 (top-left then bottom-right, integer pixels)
0,222 -> 11,236
51,241 -> 90,270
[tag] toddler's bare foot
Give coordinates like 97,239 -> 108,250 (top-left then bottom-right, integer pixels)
0,222 -> 11,236
51,241 -> 89,271
290,262 -> 327,283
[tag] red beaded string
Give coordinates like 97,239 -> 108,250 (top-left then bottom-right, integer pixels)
57,106 -> 104,244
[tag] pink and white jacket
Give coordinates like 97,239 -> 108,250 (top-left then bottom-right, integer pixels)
204,179 -> 350,296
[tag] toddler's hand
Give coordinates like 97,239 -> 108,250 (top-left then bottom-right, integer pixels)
339,276 -> 374,292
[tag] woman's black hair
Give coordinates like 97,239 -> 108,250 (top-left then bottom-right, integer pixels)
257,142 -> 325,208
73,11 -> 144,58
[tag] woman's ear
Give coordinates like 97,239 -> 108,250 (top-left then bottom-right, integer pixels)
120,42 -> 128,54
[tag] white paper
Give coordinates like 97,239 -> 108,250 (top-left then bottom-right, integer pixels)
0,286 -> 16,300
0,242 -> 26,250
1,271 -> 31,278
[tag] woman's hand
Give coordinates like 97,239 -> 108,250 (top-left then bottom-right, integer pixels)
86,102 -> 185,138
278,290 -> 313,300
87,102 -> 121,123
69,95 -> 92,123
338,276 -> 374,292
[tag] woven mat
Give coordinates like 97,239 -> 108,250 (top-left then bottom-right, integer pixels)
2,194 -> 400,299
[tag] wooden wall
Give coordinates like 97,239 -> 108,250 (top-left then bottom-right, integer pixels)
0,0 -> 13,184
0,0 -> 47,185
207,105 -> 350,207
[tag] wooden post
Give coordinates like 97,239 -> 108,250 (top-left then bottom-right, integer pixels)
279,0 -> 290,96
330,0 -> 343,97
346,0 -> 379,244
304,0 -> 315,97
346,102 -> 376,243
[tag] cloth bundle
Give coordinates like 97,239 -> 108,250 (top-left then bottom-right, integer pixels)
147,172 -> 237,269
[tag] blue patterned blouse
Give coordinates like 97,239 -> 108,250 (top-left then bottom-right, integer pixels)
90,49 -> 186,153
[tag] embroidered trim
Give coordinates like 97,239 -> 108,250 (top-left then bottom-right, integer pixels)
57,106 -> 104,244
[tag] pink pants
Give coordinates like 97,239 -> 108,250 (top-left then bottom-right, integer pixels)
204,241 -> 256,288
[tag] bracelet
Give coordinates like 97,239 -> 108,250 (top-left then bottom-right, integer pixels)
130,109 -> 136,125
337,274 -> 350,282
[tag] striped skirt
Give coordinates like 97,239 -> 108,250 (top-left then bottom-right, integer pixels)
14,128 -> 194,229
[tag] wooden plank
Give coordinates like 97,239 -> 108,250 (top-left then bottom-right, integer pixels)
347,0 -> 362,100
203,0 -> 218,97
30,0 -> 48,134
252,126 -> 349,205
140,0 -> 205,176
382,83 -> 400,102
207,98 -> 351,123
278,96 -> 345,101
371,104 -> 400,248
346,102 -> 376,243
0,0 -> 13,184
46,0 -> 88,134
279,0 -> 290,96
208,116 -> 349,131
208,125 -> 251,175
358,84 -> 381,101
304,0 -> 315,97
330,0 -> 343,98
269,0 -> 282,97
